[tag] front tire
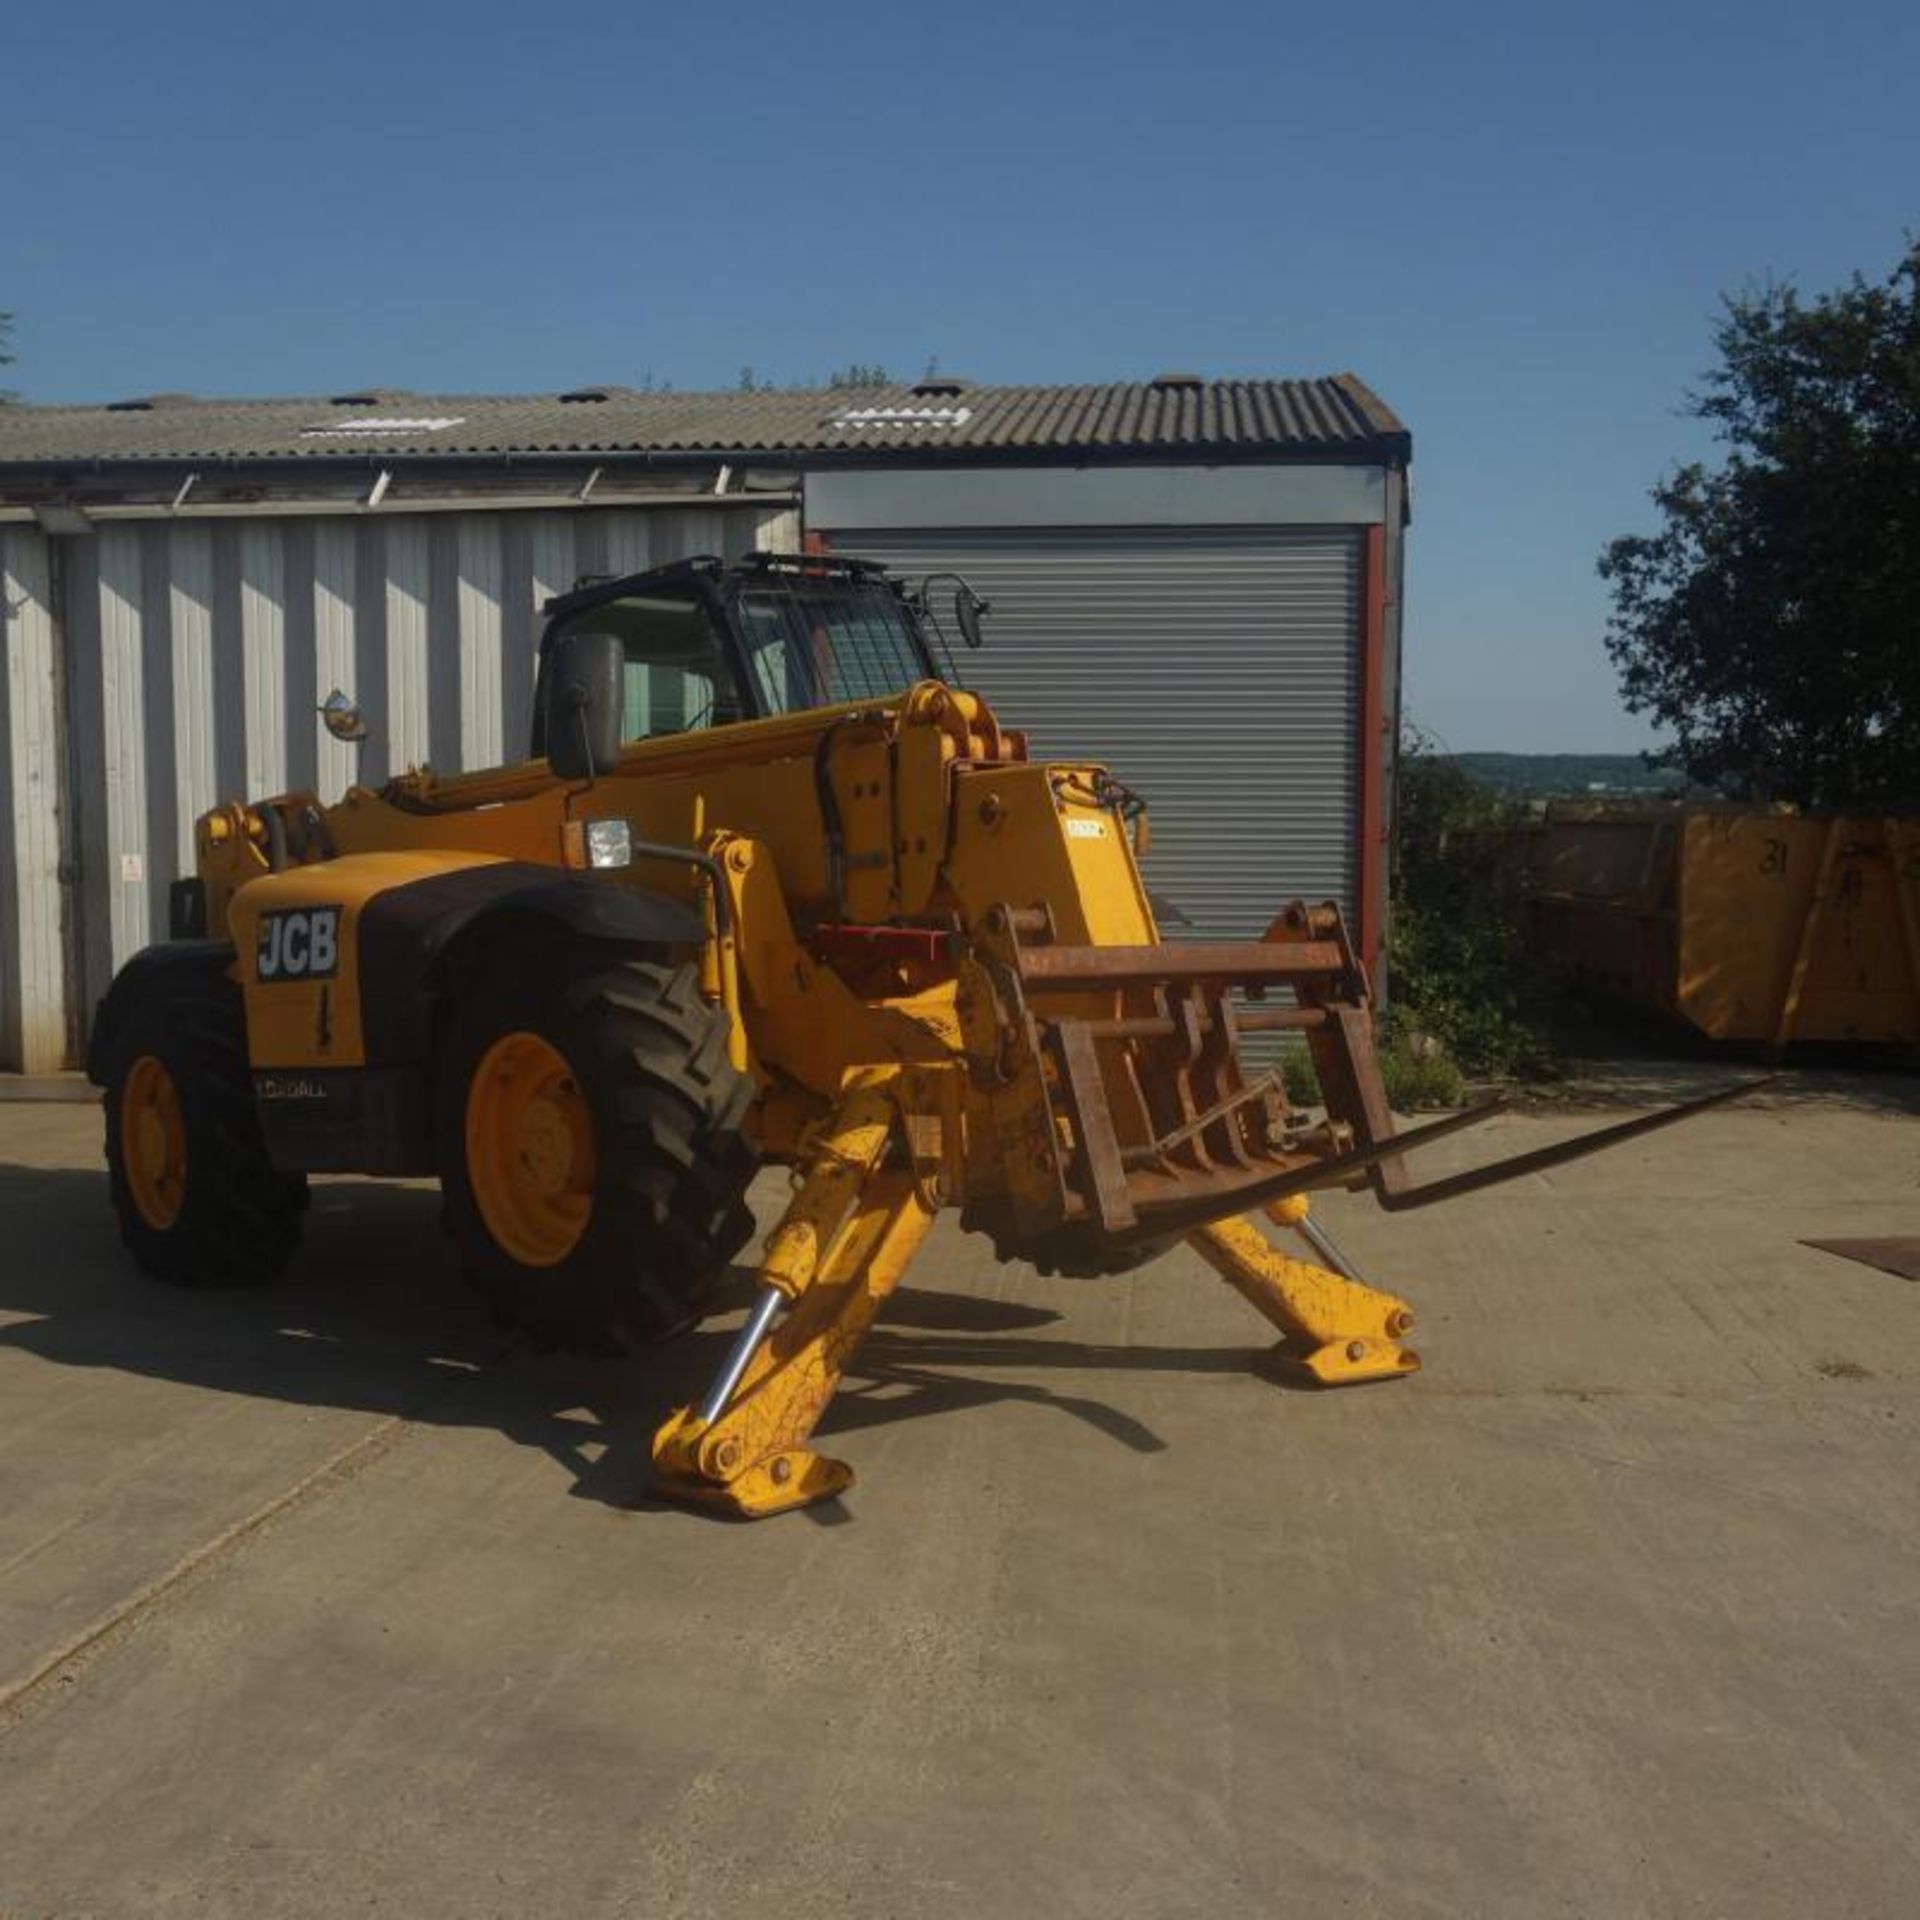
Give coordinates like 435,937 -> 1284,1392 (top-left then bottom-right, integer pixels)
101,960 -> 308,1287
437,951 -> 759,1353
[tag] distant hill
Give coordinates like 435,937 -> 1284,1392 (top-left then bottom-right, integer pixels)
1448,752 -> 1686,799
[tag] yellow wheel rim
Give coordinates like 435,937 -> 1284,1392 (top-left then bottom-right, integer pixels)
465,1031 -> 596,1267
121,1053 -> 188,1231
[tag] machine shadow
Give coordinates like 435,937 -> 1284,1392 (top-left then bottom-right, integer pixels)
0,1163 -> 1282,1515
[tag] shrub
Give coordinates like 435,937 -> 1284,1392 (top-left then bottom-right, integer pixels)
1279,1043 -> 1322,1108
1377,1021 -> 1468,1110
1387,731 -> 1558,1084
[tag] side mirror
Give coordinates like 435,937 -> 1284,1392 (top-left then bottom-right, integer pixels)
545,630 -> 624,781
319,688 -> 369,744
956,587 -> 989,651
909,572 -> 991,655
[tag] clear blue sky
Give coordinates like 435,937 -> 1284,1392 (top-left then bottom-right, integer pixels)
6,0 -> 1915,752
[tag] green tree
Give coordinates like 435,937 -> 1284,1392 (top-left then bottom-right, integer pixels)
0,309 -> 14,401
1599,238 -> 1920,811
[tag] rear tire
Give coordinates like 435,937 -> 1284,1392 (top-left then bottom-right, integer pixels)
991,1221 -> 1177,1279
100,960 -> 308,1287
436,950 -> 759,1353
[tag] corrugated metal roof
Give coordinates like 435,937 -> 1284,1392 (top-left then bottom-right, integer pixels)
0,375 -> 1407,466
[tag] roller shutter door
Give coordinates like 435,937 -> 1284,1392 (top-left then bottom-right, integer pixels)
829,525 -> 1361,946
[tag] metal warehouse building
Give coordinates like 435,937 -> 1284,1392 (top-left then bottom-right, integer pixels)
0,375 -> 1409,1073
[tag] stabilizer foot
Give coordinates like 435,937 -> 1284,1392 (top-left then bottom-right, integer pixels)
1191,1206 -> 1420,1387
651,1421 -> 855,1517
649,1084 -> 935,1519
1257,1333 -> 1421,1387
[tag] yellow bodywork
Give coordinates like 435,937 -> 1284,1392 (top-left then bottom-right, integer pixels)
198,678 -> 1419,1518
225,849 -> 518,1068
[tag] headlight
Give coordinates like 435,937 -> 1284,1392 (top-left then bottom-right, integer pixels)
585,818 -> 633,870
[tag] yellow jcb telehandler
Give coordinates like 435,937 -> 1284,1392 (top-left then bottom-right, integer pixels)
88,552 -> 1757,1516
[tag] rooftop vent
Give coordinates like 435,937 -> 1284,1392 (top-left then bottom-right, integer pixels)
1149,372 -> 1205,390
911,376 -> 974,397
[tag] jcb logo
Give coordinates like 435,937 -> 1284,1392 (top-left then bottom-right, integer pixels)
257,907 -> 341,981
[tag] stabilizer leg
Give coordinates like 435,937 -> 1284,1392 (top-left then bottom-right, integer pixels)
1188,1196 -> 1419,1385
652,1084 -> 935,1517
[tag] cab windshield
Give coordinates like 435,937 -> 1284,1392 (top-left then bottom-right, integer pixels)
541,578 -> 939,747
736,584 -> 934,711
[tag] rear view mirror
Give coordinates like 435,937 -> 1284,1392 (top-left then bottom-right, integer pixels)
956,586 -> 988,651
546,630 -> 624,781
909,572 -> 991,657
319,688 -> 369,744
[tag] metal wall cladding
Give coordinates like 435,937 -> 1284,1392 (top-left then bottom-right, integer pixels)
834,525 -> 1361,933
0,525 -> 67,1072
0,502 -> 797,1069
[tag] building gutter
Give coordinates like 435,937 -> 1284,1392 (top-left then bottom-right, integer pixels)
0,437 -> 1410,485
0,489 -> 799,525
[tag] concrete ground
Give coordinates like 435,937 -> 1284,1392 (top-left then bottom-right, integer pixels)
1,1083 -> 1916,1919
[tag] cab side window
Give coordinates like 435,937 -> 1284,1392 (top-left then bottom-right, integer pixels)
547,592 -> 744,744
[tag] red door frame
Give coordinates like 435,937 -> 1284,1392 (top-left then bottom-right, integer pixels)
1357,522 -> 1389,984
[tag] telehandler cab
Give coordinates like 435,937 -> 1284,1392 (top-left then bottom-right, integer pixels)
89,551 -> 1759,1516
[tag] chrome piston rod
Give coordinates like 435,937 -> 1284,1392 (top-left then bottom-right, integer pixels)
1294,1211 -> 1371,1286
697,1284 -> 784,1424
